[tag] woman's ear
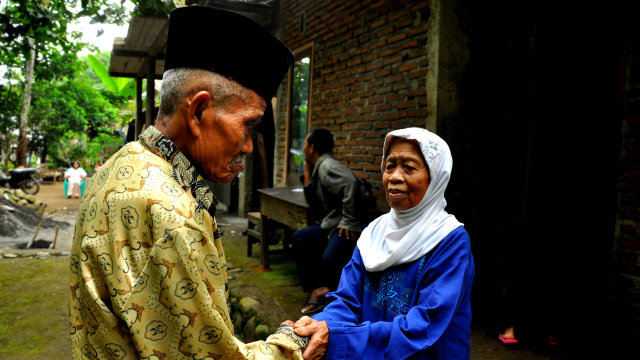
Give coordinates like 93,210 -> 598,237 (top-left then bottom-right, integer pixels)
186,91 -> 213,137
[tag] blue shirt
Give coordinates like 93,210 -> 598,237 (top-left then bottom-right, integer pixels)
313,226 -> 475,360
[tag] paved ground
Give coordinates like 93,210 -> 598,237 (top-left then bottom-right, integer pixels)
28,180 -> 570,359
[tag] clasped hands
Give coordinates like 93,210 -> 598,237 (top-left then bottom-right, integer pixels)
282,316 -> 329,360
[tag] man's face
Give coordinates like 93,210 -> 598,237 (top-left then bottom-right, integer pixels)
191,91 -> 265,184
303,133 -> 313,164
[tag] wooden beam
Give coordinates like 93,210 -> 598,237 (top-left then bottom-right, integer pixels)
146,56 -> 156,128
136,77 -> 143,140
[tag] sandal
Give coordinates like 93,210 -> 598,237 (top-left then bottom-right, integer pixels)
301,299 -> 326,315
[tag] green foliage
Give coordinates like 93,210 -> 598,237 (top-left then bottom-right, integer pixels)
29,70 -> 124,168
87,53 -> 136,98
0,0 -> 172,169
130,0 -> 175,16
0,0 -> 84,79
56,131 -> 122,170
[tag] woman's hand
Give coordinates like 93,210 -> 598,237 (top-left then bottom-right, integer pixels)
294,316 -> 329,360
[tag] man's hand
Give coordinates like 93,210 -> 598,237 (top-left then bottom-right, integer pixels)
281,320 -> 295,327
338,227 -> 359,241
294,316 -> 329,360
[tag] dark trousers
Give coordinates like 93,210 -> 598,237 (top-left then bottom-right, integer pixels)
292,225 -> 356,292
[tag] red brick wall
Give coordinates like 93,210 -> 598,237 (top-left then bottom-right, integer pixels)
275,0 -> 430,202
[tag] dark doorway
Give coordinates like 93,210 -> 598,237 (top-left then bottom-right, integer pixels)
447,2 -> 623,356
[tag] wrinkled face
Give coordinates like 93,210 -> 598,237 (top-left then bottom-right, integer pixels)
191,91 -> 265,184
382,138 -> 430,211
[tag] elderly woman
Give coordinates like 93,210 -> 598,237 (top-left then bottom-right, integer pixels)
293,128 -> 475,360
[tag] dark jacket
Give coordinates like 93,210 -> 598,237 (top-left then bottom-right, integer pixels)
304,153 -> 362,235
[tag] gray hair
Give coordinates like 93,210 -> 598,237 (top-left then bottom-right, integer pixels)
158,68 -> 251,120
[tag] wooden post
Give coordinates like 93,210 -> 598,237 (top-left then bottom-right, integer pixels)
135,77 -> 143,140
26,203 -> 46,248
146,56 -> 156,128
50,226 -> 59,249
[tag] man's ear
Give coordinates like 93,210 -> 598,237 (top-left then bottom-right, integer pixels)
186,91 -> 213,137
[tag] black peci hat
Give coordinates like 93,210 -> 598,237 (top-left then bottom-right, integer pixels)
164,6 -> 294,101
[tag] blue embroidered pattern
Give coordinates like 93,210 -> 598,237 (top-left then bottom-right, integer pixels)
364,255 -> 428,316
366,271 -> 413,316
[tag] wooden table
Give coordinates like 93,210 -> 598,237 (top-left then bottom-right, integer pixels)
257,187 -> 310,269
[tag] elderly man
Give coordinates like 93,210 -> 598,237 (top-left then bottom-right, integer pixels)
68,6 -> 307,360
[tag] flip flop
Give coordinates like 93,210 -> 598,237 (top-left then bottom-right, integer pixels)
498,335 -> 519,344
300,300 -> 326,315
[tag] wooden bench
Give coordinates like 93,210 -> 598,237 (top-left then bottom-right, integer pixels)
247,211 -> 294,268
256,187 -> 310,269
38,164 -> 64,183
247,212 -> 262,257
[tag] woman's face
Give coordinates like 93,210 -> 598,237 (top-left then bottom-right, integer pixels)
382,138 -> 430,211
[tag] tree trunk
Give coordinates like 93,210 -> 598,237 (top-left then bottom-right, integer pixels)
17,37 -> 35,167
0,133 -> 6,170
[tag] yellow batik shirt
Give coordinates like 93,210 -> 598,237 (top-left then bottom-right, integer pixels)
69,126 -> 306,360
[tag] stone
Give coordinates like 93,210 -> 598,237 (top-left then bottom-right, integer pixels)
233,311 -> 243,331
24,194 -> 36,203
3,253 -> 18,258
36,252 -> 51,259
255,324 -> 270,341
239,297 -> 260,316
244,316 -> 257,342
17,199 -> 28,206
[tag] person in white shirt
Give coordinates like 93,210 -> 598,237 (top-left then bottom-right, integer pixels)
64,161 -> 86,198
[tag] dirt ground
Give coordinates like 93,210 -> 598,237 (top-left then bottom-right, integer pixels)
3,179 -> 572,359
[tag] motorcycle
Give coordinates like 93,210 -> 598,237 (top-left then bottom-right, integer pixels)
0,167 -> 40,195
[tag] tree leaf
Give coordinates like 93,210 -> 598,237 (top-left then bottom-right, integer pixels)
87,54 -> 117,92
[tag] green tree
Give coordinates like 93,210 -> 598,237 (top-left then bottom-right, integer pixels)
29,61 -> 123,168
0,0 -> 174,167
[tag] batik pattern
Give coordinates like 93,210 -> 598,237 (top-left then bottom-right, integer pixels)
69,126 -> 304,359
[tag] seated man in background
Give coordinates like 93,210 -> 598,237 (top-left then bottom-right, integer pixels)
293,128 -> 364,315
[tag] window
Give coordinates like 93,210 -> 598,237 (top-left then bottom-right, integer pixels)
286,44 -> 313,186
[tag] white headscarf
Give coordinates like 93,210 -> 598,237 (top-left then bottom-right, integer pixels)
357,127 -> 463,272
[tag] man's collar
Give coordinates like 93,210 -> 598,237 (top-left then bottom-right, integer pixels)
139,126 -> 218,216
311,153 -> 334,178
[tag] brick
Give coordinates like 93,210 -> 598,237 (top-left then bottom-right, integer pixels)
620,237 -> 640,250
376,104 -> 393,111
388,33 -> 408,44
394,17 -> 413,29
376,26 -> 394,37
399,63 -> 418,72
389,9 -> 407,22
